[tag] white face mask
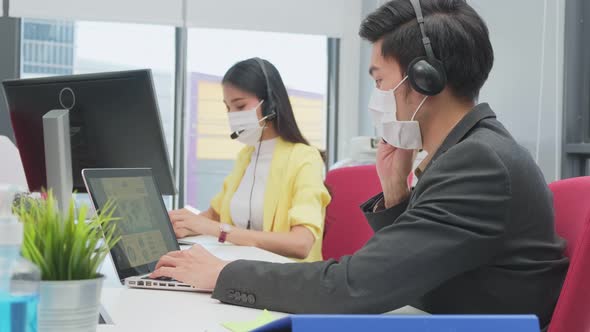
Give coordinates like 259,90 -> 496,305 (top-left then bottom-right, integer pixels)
368,76 -> 428,150
227,100 -> 265,146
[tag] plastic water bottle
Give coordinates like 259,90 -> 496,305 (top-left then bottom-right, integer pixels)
0,185 -> 40,332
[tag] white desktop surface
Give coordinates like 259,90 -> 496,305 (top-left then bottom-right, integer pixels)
99,287 -> 288,332
98,236 -> 426,331
98,236 -> 292,332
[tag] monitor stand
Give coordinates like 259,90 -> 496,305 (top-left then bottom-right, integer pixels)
42,109 -> 73,214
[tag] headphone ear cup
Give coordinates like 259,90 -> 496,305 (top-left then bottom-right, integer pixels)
408,56 -> 447,96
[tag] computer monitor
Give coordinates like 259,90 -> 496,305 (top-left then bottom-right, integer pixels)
2,69 -> 176,195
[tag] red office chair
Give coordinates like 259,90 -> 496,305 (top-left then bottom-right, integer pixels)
322,165 -> 382,261
548,176 -> 590,332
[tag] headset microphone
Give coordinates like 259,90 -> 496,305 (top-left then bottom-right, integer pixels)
229,112 -> 274,140
230,131 -> 241,140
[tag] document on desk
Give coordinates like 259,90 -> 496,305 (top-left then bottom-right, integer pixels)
177,236 -> 292,263
385,306 -> 429,315
183,205 -> 200,215
210,246 -> 292,264
222,309 -> 276,332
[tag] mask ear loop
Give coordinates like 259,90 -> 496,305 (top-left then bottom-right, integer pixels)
411,96 -> 428,121
392,76 -> 409,92
255,99 -> 264,115
254,99 -> 266,127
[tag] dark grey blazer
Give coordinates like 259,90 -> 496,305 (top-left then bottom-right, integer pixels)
212,103 -> 569,328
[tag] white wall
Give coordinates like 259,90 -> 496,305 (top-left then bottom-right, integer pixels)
9,0 -> 184,25
357,0 -> 566,182
472,0 -> 565,182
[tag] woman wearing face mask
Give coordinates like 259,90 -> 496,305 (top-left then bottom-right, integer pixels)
168,58 -> 330,261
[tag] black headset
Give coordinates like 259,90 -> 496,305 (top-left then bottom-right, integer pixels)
407,0 -> 447,96
253,57 -> 277,120
229,58 -> 277,140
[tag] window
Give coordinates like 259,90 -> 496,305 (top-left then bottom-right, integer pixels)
21,19 -> 75,76
20,19 -> 176,208
20,19 -> 175,157
184,28 -> 328,210
71,21 -> 176,157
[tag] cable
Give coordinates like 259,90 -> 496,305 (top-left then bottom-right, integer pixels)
535,0 -> 549,164
246,124 -> 265,230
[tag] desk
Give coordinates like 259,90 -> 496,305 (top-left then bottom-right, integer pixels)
98,236 -> 425,331
98,236 -> 291,332
99,287 -> 287,331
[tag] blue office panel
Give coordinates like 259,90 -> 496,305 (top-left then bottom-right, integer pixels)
254,315 -> 540,332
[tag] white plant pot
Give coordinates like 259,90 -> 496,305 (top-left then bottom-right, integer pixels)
38,275 -> 104,332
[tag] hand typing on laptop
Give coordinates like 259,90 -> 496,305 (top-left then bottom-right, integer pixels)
150,245 -> 228,291
83,168 -> 214,293
168,209 -> 220,238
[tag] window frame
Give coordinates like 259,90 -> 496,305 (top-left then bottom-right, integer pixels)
562,0 -> 590,177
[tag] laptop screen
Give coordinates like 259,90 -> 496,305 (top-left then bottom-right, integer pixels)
83,168 -> 179,281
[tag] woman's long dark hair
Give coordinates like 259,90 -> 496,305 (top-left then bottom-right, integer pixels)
222,58 -> 310,146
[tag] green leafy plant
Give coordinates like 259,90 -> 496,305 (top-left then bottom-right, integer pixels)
13,191 -> 120,281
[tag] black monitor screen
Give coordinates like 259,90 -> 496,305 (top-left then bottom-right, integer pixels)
2,70 -> 175,195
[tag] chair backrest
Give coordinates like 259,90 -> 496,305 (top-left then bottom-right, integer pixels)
548,176 -> 590,332
322,165 -> 381,261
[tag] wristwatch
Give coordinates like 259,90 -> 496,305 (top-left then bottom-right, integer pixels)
218,223 -> 232,243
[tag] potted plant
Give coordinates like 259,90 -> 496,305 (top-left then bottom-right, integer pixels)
14,192 -> 119,332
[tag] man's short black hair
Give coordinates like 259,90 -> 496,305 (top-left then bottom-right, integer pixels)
359,0 -> 494,101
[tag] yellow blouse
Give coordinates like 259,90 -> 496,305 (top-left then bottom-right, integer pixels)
210,138 -> 331,262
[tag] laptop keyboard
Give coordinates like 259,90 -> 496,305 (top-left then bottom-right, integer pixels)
127,275 -> 199,291
129,276 -> 195,290
141,276 -> 178,282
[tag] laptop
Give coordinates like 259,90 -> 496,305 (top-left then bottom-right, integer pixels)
82,168 -> 211,292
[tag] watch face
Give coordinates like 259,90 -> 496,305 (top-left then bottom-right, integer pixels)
221,224 -> 231,232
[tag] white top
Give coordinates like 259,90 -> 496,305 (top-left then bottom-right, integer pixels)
230,138 -> 277,231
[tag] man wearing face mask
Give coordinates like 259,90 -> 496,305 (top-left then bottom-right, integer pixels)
151,0 -> 568,327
